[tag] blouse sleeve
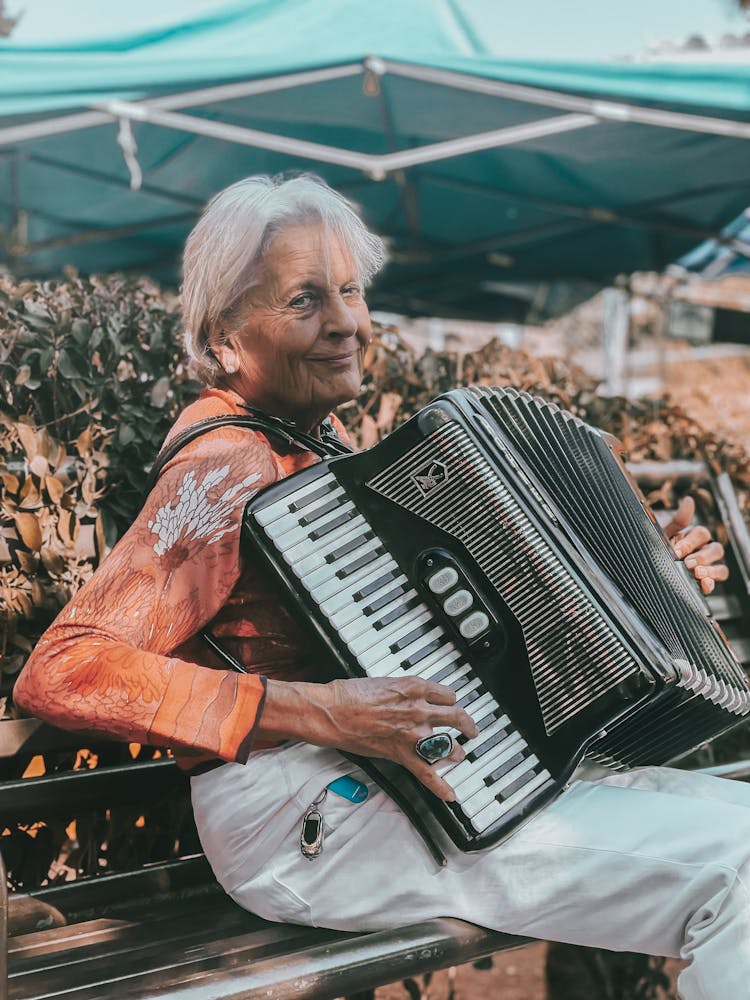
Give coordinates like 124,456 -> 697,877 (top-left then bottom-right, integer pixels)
14,426 -> 279,764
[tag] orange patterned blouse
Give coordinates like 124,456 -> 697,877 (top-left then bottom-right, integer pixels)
15,387 -> 350,773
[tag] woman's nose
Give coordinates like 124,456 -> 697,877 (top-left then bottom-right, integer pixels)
323,293 -> 359,337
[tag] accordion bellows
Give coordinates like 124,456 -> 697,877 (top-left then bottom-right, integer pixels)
242,387 -> 749,852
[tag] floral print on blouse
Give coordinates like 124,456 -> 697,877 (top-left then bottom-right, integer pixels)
15,387 -> 348,772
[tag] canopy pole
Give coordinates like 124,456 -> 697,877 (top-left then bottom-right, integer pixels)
146,63 -> 364,112
376,113 -> 597,172
364,56 -> 421,246
94,99 -> 598,179
0,63 -> 364,147
381,59 -> 750,141
94,99 -> 380,173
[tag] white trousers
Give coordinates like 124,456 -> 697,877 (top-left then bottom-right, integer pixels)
191,743 -> 750,1000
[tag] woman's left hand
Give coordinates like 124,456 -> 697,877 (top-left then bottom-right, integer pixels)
664,496 -> 729,595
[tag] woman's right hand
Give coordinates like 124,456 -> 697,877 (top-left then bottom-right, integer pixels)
260,676 -> 478,801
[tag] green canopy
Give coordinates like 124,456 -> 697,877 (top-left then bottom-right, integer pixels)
2,0 -> 749,319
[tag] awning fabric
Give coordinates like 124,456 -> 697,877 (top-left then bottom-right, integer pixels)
2,0 -> 749,318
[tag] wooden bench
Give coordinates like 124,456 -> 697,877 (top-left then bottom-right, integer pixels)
0,719 -> 533,1000
4,725 -> 750,1000
4,463 -> 749,1000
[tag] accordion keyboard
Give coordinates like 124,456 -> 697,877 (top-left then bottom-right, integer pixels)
255,470 -> 553,835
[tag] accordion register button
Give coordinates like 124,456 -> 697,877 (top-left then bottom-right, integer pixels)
427,567 -> 459,595
443,589 -> 473,616
459,611 -> 490,639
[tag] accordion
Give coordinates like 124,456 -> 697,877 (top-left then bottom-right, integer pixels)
241,387 -> 750,852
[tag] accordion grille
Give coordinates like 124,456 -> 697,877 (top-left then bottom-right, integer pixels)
367,421 -> 640,734
470,387 -> 748,718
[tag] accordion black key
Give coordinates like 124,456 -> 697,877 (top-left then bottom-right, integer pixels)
241,387 -> 750,852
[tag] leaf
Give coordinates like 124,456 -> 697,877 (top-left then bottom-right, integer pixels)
118,424 -> 136,446
11,590 -> 31,617
14,364 -> 32,386
116,359 -> 136,381
70,319 -> 91,344
2,473 -> 19,495
44,476 -> 65,504
57,349 -> 81,380
49,439 -> 67,471
29,581 -> 45,608
81,471 -> 97,506
14,422 -> 37,459
29,455 -> 49,478
149,376 -> 171,409
22,299 -> 52,321
359,414 -> 379,449
94,513 -> 106,561
18,478 -> 41,510
14,512 -> 42,551
56,509 -> 75,546
76,427 -> 93,456
376,391 -> 403,433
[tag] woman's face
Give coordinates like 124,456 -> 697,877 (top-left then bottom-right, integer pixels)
217,223 -> 372,432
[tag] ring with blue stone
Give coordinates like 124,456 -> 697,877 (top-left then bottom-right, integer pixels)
415,732 -> 454,765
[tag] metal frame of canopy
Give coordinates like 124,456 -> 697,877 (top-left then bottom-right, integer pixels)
3,57 -> 750,175
2,56 -> 750,307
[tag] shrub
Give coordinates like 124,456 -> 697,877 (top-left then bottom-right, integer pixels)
0,271 -> 199,689
0,271 -> 199,540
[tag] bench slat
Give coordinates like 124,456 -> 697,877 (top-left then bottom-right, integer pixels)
8,910 -> 343,1000
0,759 -> 185,826
21,856 -> 214,923
8,914 -> 529,1000
10,901 -> 278,979
0,722 -> 115,762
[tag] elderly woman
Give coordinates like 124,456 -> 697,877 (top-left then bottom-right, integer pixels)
15,174 -> 748,1000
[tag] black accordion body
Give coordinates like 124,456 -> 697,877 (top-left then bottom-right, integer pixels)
241,387 -> 750,852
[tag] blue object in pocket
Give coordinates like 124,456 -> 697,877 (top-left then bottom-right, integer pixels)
327,775 -> 369,803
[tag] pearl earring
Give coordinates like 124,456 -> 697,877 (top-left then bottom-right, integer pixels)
224,362 -> 236,374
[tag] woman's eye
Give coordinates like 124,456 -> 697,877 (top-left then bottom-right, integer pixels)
290,293 -> 315,308
343,285 -> 362,298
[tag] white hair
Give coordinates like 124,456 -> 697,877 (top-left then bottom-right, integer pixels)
181,174 -> 387,384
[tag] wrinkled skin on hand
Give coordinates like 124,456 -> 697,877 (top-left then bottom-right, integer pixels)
664,496 -> 729,595
261,675 -> 478,802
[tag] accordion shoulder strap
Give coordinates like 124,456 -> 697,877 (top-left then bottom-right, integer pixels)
143,411 -> 351,502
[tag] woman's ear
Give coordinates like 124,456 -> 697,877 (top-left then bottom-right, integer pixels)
209,335 -> 239,376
